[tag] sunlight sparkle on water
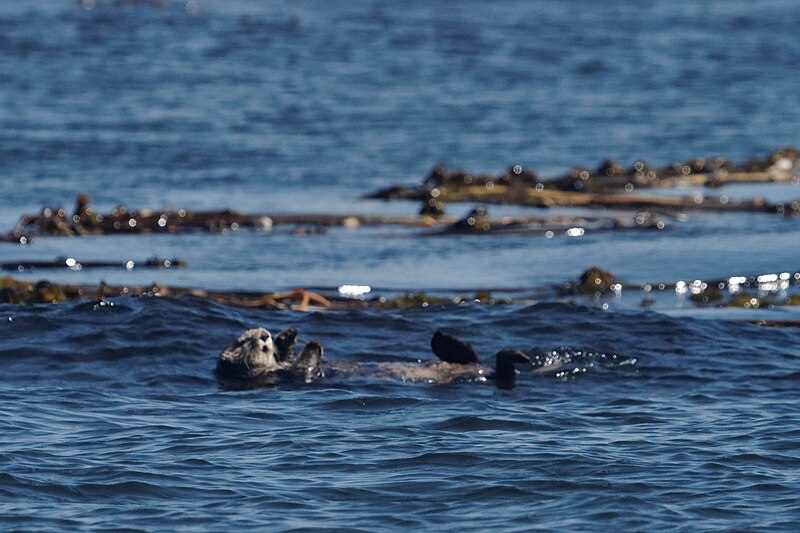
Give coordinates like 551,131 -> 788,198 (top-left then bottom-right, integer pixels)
338,285 -> 371,298
675,281 -> 687,295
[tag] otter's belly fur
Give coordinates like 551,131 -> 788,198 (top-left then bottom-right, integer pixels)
322,360 -> 493,384
319,359 -> 559,384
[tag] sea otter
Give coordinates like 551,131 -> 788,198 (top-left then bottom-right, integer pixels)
216,328 -> 547,389
215,327 -> 324,385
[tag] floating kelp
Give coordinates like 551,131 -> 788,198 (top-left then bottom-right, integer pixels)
8,194 -> 275,239
372,147 -> 799,196
2,194 -> 670,241
367,148 -> 800,214
423,163 -> 542,191
373,292 -> 454,309
577,267 -> 617,295
560,267 -> 800,310
0,233 -> 31,244
207,289 -> 333,311
688,285 -> 723,305
425,207 -> 665,236
2,267 -> 799,313
723,292 -> 800,309
371,181 -> 797,215
1,194 -> 444,241
555,267 -> 621,297
548,147 -> 799,192
677,274 -> 800,309
1,257 -> 186,272
0,276 -> 510,310
0,277 -> 333,311
0,278 -> 68,305
372,291 -> 512,309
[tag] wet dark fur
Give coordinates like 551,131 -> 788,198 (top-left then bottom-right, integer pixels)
217,328 -> 541,389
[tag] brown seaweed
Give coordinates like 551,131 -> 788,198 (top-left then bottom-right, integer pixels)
2,266 -> 799,315
0,277 -> 334,311
366,148 -> 800,214
2,194 -> 672,241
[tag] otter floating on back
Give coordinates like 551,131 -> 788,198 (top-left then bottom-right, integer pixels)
216,328 -> 551,389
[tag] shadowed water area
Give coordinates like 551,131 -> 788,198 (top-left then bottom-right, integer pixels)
1,0 -> 800,530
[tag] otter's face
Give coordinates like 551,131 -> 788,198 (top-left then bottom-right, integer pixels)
223,327 -> 280,372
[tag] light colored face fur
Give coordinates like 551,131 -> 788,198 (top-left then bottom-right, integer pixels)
219,327 -> 281,372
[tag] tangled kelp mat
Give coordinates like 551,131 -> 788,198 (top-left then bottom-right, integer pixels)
0,194 -> 667,242
368,148 -> 800,215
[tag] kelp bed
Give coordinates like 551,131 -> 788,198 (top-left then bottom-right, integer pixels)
1,148 -> 799,325
2,148 -> 799,244
1,194 -> 666,243
368,147 -> 800,215
2,266 -> 800,324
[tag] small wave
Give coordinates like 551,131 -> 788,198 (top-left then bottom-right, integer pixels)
428,415 -> 535,432
70,299 -> 134,313
463,484 -> 535,499
381,452 -> 485,468
322,395 -> 423,412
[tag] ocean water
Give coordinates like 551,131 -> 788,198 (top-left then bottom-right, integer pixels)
1,0 -> 800,530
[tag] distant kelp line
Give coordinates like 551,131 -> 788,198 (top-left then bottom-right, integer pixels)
2,148 -> 798,244
368,147 -> 800,215
0,194 -> 666,243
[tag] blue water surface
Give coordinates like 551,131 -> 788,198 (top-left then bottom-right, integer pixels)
1,0 -> 800,530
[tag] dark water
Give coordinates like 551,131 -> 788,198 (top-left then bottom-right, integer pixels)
3,299 -> 800,530
2,1 -> 800,530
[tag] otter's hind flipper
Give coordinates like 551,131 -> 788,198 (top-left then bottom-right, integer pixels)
491,349 -> 531,389
431,330 -> 481,364
275,328 -> 299,363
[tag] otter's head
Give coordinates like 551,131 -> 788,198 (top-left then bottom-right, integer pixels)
217,328 -> 282,378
